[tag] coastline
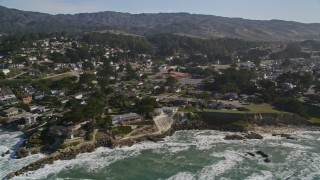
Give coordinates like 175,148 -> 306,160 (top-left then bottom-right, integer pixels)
5,121 -> 320,179
247,125 -> 320,134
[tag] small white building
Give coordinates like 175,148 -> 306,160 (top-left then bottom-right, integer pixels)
1,69 -> 10,75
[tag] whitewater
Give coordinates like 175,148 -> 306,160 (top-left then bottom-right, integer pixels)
1,128 -> 320,180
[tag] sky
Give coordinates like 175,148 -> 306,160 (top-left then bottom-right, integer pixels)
0,0 -> 319,23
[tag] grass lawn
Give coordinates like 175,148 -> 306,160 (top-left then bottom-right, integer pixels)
203,109 -> 247,114
204,104 -> 283,114
41,71 -> 73,81
244,103 -> 283,113
309,117 -> 320,125
212,65 -> 231,70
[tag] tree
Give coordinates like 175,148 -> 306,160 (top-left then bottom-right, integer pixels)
103,87 -> 114,96
0,72 -> 5,79
65,48 -> 79,62
84,97 -> 107,119
82,61 -> 94,70
79,73 -> 96,84
204,68 -> 256,94
62,110 -> 85,123
137,96 -> 159,119
49,52 -> 65,63
154,85 -> 166,95
141,74 -> 148,80
96,116 -> 112,129
165,76 -> 178,86
152,66 -> 160,74
78,46 -> 90,60
13,56 -> 26,64
274,98 -> 308,118
65,99 -> 79,110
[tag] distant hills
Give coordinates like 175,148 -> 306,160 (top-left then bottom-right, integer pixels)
1,5 -> 320,41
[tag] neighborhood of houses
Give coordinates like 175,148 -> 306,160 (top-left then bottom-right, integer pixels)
1,34 -> 320,149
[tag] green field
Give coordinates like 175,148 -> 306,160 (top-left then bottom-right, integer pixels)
203,103 -> 282,114
309,117 -> 320,124
244,103 -> 282,113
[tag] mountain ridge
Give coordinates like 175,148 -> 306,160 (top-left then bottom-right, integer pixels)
1,5 -> 320,41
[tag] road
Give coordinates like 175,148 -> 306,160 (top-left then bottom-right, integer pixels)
7,71 -> 27,80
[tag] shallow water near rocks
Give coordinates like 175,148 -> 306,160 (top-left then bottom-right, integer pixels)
1,129 -> 320,180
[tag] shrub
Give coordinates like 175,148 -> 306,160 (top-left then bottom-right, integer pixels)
112,126 -> 132,136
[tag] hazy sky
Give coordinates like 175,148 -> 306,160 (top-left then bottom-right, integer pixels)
0,0 -> 319,23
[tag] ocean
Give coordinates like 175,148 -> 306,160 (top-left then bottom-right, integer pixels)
1,129 -> 320,180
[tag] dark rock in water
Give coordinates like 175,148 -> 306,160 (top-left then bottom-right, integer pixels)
224,134 -> 245,140
256,151 -> 269,158
16,147 -> 30,159
245,133 -> 263,139
272,134 -> 297,140
5,150 -> 10,154
264,158 -> 271,163
246,152 -> 255,157
146,136 -> 164,142
1,153 -> 5,157
285,136 -> 297,140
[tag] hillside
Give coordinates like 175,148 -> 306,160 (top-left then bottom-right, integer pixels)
1,5 -> 320,41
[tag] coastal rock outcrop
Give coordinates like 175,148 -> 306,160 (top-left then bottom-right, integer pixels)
256,151 -> 269,158
6,143 -> 96,179
16,147 -> 30,159
244,133 -> 263,139
272,134 -> 296,140
246,151 -> 271,163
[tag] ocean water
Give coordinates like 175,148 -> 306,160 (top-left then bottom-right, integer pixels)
0,128 -> 44,180
1,129 -> 320,180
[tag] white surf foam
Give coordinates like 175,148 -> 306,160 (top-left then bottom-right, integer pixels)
197,151 -> 243,179
244,171 -> 273,180
166,172 -> 196,180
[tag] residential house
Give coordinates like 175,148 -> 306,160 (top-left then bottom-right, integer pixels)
33,92 -> 45,100
1,69 -> 10,75
1,107 -> 20,117
51,90 -> 64,96
71,93 -> 83,100
21,94 -> 32,104
59,97 -> 69,104
112,113 -> 143,125
21,86 -> 37,95
172,99 -> 189,107
28,70 -> 42,76
0,87 -> 19,106
49,125 -> 85,139
22,113 -> 39,125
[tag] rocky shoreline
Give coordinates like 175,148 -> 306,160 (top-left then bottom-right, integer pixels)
5,120 -> 207,179
5,120 -> 320,179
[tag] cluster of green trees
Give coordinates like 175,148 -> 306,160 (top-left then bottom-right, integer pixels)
49,46 -> 91,63
204,67 -> 257,94
270,43 -> 311,59
273,97 -> 320,119
148,34 -> 258,56
83,32 -> 154,54
62,92 -> 108,124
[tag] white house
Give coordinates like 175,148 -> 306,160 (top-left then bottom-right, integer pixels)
1,69 -> 10,75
